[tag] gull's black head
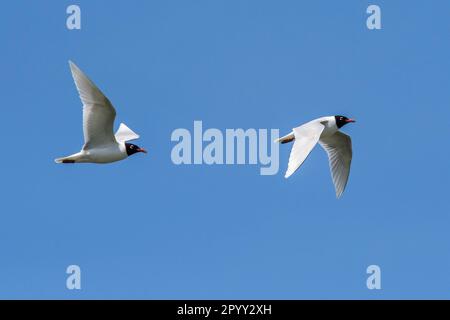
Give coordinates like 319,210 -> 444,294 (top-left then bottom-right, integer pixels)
125,143 -> 147,156
335,115 -> 356,129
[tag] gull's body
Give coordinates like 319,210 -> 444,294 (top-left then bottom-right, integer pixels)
277,115 -> 355,198
56,141 -> 127,164
55,61 -> 146,164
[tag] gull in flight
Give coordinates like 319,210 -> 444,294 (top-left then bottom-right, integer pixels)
276,115 -> 355,198
55,61 -> 147,164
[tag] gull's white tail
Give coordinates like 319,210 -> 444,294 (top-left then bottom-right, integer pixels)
55,152 -> 83,164
274,132 -> 295,144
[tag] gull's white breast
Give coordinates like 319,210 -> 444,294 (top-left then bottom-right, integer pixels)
83,143 -> 127,163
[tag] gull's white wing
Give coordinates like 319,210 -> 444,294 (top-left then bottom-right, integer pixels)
69,61 -> 117,150
285,121 -> 325,178
319,131 -> 352,198
115,123 -> 140,143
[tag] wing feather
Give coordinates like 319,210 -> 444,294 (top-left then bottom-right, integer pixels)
319,131 -> 352,198
285,121 -> 325,178
115,123 -> 140,143
69,61 -> 117,150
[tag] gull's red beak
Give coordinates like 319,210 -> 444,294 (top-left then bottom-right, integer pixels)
137,148 -> 148,154
345,119 -> 356,123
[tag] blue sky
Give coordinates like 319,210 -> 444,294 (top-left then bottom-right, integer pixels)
1,0 -> 450,299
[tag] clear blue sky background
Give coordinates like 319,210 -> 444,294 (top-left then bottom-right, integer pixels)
1,0 -> 449,299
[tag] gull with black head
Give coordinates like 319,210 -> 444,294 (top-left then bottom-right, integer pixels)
276,115 -> 356,198
55,61 -> 147,164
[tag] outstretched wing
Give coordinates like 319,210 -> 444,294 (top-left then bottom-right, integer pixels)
69,61 -> 117,150
115,123 -> 140,143
319,131 -> 353,198
285,121 -> 325,178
